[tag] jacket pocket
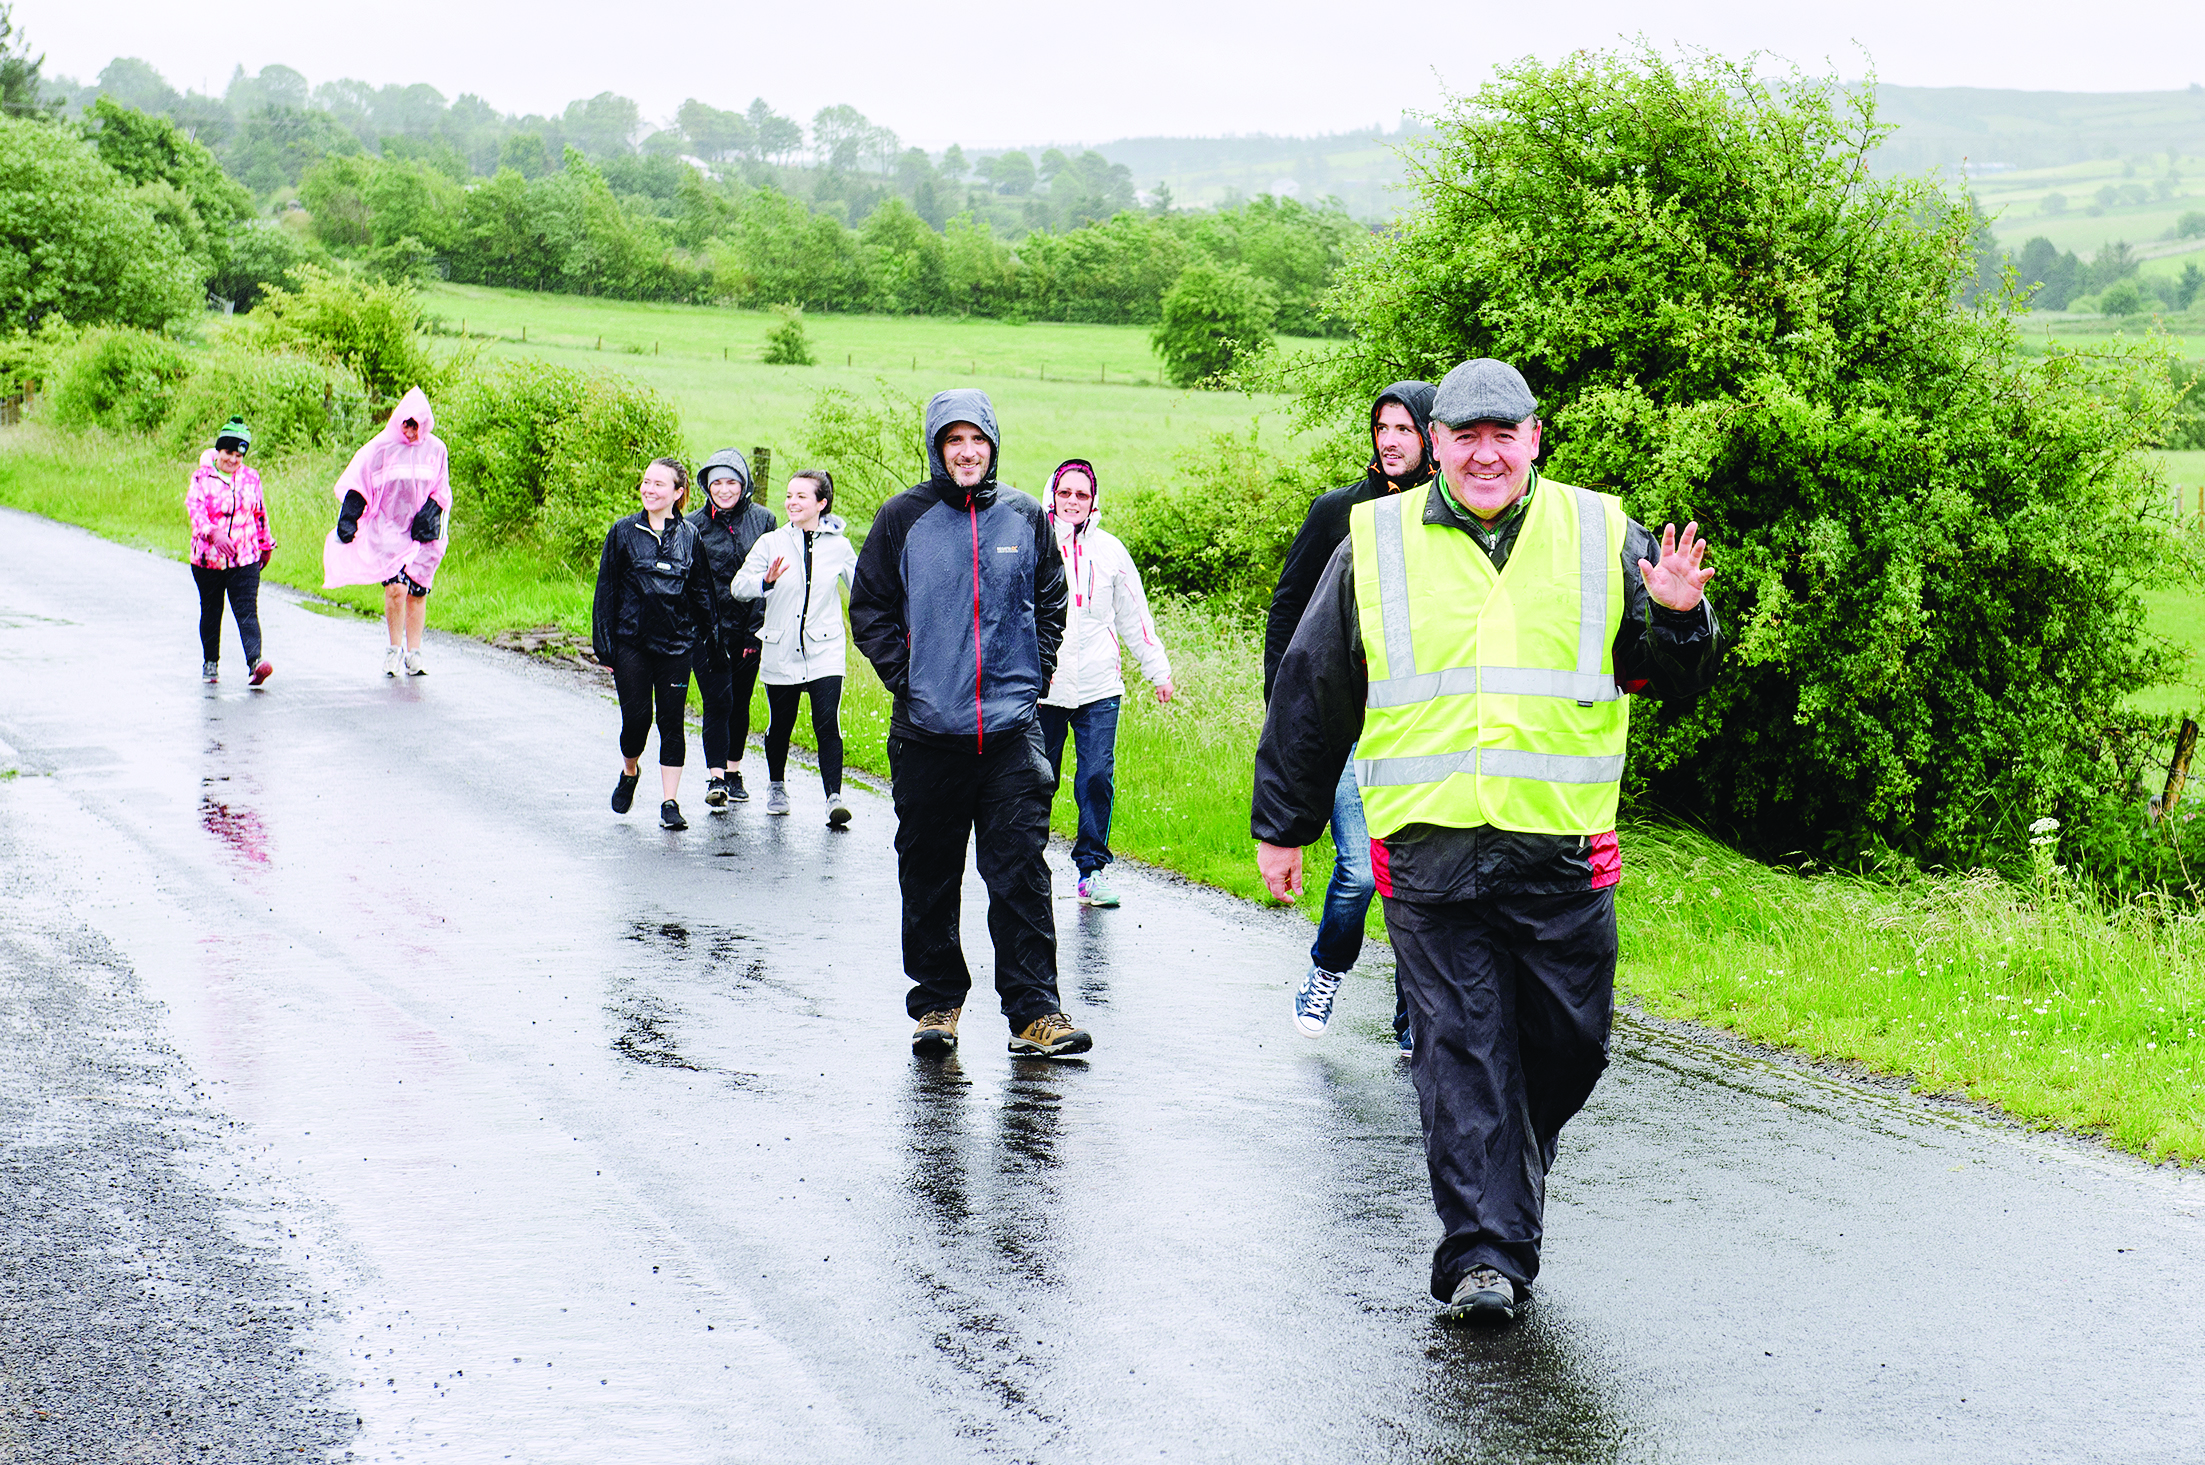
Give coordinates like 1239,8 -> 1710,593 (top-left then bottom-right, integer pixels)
760,626 -> 786,644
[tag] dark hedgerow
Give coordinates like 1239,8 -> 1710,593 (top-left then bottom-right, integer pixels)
1303,47 -> 2198,879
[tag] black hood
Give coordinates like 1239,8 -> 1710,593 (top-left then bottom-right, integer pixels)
1368,380 -> 1437,491
923,389 -> 1001,510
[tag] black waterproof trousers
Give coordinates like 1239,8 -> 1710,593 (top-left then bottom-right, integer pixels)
1384,886 -> 1617,1299
611,646 -> 692,766
696,641 -> 761,770
889,721 -> 1062,1032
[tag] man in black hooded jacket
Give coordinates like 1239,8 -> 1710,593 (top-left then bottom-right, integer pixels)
850,389 -> 1088,1059
1263,381 -> 1437,1047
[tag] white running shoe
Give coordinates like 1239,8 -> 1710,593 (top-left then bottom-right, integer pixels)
1293,964 -> 1345,1038
403,649 -> 428,676
382,645 -> 403,677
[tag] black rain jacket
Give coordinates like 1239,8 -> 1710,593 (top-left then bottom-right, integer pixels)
1262,381 -> 1438,700
592,510 -> 717,663
849,389 -> 1069,752
687,448 -> 778,656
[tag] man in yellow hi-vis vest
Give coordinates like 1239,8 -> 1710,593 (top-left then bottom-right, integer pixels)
1252,358 -> 1724,1324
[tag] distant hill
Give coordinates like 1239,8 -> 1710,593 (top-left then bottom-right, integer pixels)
1088,127 -> 1424,218
1869,84 -> 2205,174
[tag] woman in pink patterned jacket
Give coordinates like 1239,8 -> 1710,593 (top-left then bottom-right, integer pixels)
186,415 -> 276,687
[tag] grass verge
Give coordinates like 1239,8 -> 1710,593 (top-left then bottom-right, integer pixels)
5,419 -> 2198,1164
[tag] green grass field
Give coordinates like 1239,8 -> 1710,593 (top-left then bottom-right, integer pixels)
401,283 -> 1322,498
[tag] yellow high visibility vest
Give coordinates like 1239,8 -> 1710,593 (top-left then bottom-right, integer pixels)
1348,472 -> 1630,838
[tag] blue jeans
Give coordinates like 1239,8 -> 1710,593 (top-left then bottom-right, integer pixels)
1038,697 -> 1120,876
1313,752 -> 1410,1041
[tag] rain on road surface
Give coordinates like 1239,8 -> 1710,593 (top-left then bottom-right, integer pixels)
0,505 -> 2201,1465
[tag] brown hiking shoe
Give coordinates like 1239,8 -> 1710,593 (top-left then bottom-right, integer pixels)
911,1008 -> 961,1056
1009,1012 -> 1093,1057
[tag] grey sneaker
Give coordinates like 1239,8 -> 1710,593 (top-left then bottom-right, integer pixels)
201,660 -> 219,683
765,781 -> 791,815
1440,1267 -> 1524,1325
826,790 -> 851,828
1293,964 -> 1345,1038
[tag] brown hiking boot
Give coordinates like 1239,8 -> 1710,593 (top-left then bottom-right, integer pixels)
1009,1012 -> 1093,1057
911,1008 -> 962,1056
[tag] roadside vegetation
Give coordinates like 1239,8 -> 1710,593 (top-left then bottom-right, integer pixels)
1,35 -> 2202,1163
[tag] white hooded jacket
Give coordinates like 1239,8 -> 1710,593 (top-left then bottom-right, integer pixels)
731,514 -> 858,685
1042,504 -> 1170,708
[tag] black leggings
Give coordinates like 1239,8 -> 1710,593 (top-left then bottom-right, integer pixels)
697,643 -> 762,771
613,646 -> 692,767
191,562 -> 263,666
765,676 -> 843,792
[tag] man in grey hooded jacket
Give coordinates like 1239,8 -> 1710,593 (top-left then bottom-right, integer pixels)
850,390 -> 1089,1058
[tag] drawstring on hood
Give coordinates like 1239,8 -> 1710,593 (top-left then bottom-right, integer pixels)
1368,379 -> 1438,492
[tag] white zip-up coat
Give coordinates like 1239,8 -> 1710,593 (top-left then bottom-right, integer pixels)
731,514 -> 858,685
1041,507 -> 1170,708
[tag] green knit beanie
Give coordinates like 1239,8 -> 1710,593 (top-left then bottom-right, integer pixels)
214,416 -> 252,452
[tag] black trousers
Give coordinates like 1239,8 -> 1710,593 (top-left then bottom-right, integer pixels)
612,646 -> 692,766
696,641 -> 761,770
765,676 -> 844,792
1385,887 -> 1617,1299
191,562 -> 263,666
889,721 -> 1062,1031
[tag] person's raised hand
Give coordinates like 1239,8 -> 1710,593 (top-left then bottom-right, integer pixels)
1154,678 -> 1176,704
1257,840 -> 1303,901
1640,521 -> 1715,613
764,556 -> 787,585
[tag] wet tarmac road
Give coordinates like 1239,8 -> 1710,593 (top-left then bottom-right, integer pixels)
0,506 -> 2201,1464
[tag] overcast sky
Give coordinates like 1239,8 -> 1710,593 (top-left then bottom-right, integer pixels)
22,0 -> 2205,148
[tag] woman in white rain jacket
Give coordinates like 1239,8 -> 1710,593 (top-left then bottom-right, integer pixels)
1038,458 -> 1173,908
732,469 -> 859,826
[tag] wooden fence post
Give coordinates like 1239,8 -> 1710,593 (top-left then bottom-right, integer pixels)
2166,717 -> 2200,818
751,447 -> 772,495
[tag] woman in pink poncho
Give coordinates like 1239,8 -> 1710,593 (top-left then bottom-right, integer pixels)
324,387 -> 452,677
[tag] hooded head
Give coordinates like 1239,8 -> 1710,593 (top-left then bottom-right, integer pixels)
922,389 -> 1000,503
1368,380 -> 1436,489
384,387 -> 436,446
699,447 -> 754,515
1048,458 -> 1100,534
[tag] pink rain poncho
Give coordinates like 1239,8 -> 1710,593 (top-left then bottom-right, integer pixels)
322,387 -> 453,592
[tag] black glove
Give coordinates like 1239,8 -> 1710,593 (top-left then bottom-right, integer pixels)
408,498 -> 443,544
336,490 -> 366,544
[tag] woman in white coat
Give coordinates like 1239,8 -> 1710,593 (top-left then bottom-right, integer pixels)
1039,459 -> 1173,908
731,469 -> 859,826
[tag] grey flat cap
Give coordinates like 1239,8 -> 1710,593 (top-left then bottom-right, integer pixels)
1431,358 -> 1538,427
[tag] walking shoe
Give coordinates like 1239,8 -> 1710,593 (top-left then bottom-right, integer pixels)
611,770 -> 640,814
382,645 -> 403,677
403,648 -> 428,676
704,775 -> 729,808
911,1008 -> 961,1056
1293,964 -> 1345,1038
728,771 -> 749,802
827,790 -> 851,828
765,781 -> 791,815
202,660 -> 219,683
1440,1267 -> 1525,1325
249,660 -> 274,687
660,799 -> 687,831
1076,873 -> 1120,908
1009,1012 -> 1093,1057
1398,1027 -> 1415,1055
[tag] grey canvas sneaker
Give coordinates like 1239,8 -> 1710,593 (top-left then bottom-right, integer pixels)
765,781 -> 791,815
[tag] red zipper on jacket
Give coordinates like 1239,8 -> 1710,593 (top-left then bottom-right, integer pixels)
969,503 -> 985,752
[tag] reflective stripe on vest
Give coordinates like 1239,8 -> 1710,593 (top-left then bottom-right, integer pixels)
1348,474 -> 1630,838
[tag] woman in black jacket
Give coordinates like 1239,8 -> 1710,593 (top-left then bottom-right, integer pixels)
592,457 -> 717,830
686,448 -> 777,807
